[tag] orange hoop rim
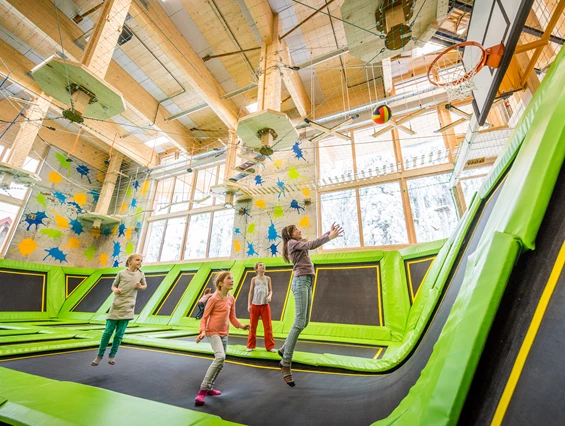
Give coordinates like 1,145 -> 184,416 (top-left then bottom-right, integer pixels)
427,41 -> 487,87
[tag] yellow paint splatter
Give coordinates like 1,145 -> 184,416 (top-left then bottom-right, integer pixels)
51,211 -> 69,229
125,227 -> 132,239
48,171 -> 62,185
91,227 -> 101,239
140,180 -> 149,195
65,237 -> 80,249
255,199 -> 266,209
274,159 -> 283,168
288,166 -> 301,180
120,202 -> 127,213
15,238 -> 38,256
301,186 -> 311,198
233,240 -> 241,253
97,172 -> 105,183
112,225 -> 119,236
299,216 -> 312,229
73,193 -> 87,206
99,253 -> 108,267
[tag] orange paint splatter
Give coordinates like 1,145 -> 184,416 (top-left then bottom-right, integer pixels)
255,199 -> 266,209
14,238 -> 38,256
48,171 -> 62,185
125,227 -> 132,239
65,237 -> 80,249
73,193 -> 87,206
51,211 -> 69,229
233,240 -> 241,253
99,253 -> 108,266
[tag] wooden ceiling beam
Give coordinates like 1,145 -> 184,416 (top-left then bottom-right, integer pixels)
128,0 -> 239,129
243,0 -> 274,43
0,40 -> 156,167
3,0 -> 198,153
280,39 -> 311,118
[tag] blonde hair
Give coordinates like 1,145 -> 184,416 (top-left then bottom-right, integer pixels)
125,253 -> 143,269
214,271 -> 232,291
254,262 -> 265,271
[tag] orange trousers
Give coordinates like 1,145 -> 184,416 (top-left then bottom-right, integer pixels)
247,304 -> 275,350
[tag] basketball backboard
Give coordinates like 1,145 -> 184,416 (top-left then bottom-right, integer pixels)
463,0 -> 534,125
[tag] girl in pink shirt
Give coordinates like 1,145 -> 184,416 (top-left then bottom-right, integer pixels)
194,271 -> 250,406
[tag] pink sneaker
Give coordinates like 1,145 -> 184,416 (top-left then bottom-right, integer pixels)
207,389 -> 222,396
194,390 -> 206,406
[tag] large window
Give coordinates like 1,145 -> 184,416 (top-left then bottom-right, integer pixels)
408,173 -> 458,242
320,189 -> 360,249
399,112 -> 447,170
143,161 -> 232,262
318,136 -> 354,180
354,127 -> 396,175
359,182 -> 408,245
460,166 -> 492,206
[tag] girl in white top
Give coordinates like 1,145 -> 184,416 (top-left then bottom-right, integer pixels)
246,262 -> 276,353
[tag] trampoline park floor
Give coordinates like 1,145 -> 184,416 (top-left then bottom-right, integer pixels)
0,345 -> 392,426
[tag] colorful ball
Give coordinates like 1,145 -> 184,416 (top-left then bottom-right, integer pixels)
372,104 -> 392,125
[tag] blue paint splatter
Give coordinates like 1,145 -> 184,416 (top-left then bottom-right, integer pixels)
132,180 -> 141,191
246,242 -> 258,256
103,227 -> 112,237
52,191 -> 67,204
112,259 -> 120,267
135,222 -> 142,237
67,201 -> 84,213
88,190 -> 100,203
118,223 -> 126,237
241,208 -> 252,218
269,243 -> 280,257
24,211 -> 48,231
267,219 -> 280,242
276,178 -> 286,198
131,198 -> 137,208
43,247 -> 67,263
290,199 -> 305,214
76,165 -> 91,184
254,175 -> 263,186
292,141 -> 306,161
234,228 -> 241,235
112,241 -> 121,258
69,219 -> 84,235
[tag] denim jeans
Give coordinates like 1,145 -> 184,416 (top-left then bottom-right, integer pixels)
200,334 -> 228,390
97,319 -> 130,357
281,275 -> 313,364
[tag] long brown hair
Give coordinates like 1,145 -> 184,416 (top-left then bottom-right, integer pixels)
282,225 -> 296,264
215,271 -> 231,291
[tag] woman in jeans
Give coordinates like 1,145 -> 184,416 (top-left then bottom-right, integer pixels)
279,223 -> 343,386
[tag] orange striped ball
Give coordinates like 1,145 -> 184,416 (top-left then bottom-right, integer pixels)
372,105 -> 392,125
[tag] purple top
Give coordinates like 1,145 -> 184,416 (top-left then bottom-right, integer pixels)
287,232 -> 330,276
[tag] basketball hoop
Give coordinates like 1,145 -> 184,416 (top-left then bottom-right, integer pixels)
427,42 -> 504,101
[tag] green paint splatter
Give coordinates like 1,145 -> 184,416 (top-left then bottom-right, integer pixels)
55,152 -> 71,177
247,223 -> 256,234
39,228 -> 63,240
273,205 -> 284,218
36,193 -> 47,208
135,206 -> 143,220
288,166 -> 301,180
126,187 -> 133,197
83,245 -> 96,261
125,241 -> 135,255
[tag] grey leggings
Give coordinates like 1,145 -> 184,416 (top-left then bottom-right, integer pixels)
200,334 -> 228,390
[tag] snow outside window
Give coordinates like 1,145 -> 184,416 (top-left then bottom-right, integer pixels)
209,209 -> 234,258
144,220 -> 165,262
408,173 -> 458,242
354,127 -> 396,175
152,178 -> 173,215
170,174 -> 193,213
460,165 -> 492,206
160,216 -> 187,261
359,182 -> 408,246
318,136 -> 354,180
399,112 -> 447,169
0,202 -> 20,250
320,189 -> 360,249
185,213 -> 211,259
194,167 -> 217,207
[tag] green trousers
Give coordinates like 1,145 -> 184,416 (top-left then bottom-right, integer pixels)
97,319 -> 130,357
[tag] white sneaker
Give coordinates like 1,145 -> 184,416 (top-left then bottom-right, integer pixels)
268,349 -> 277,353
246,348 -> 253,352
